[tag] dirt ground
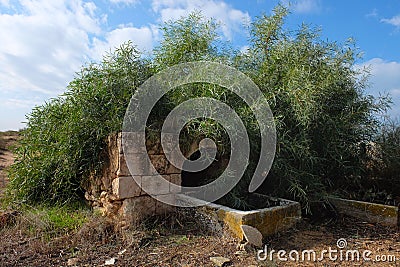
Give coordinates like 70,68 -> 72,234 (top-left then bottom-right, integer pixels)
0,132 -> 399,267
0,131 -> 17,197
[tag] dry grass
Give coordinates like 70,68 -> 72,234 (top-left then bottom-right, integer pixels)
1,205 -> 398,267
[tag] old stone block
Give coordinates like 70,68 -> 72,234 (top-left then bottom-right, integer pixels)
148,155 -> 169,174
116,132 -> 122,154
124,153 -> 156,175
166,146 -> 185,165
119,152 -> 183,177
240,225 -> 263,247
121,132 -> 147,154
160,133 -> 180,154
112,176 -> 141,199
146,136 -> 162,155
165,160 -> 181,174
166,174 -> 181,193
117,153 -> 131,176
148,154 -> 182,174
119,195 -> 156,224
141,175 -> 170,195
188,194 -> 301,240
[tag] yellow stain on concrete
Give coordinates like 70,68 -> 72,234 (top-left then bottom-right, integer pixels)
329,197 -> 399,227
203,198 -> 301,240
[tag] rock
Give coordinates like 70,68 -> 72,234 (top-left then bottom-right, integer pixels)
112,176 -> 141,199
118,248 -> 127,255
210,256 -> 231,266
240,225 -> 263,247
234,250 -> 247,255
67,257 -> 79,266
105,257 -> 116,265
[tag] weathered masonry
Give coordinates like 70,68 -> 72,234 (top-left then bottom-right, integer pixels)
84,132 -> 302,239
84,132 -> 197,228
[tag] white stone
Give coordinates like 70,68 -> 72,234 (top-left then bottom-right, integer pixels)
121,132 -> 146,153
105,257 -> 116,265
67,258 -> 79,266
240,225 -> 263,247
210,256 -> 230,267
112,176 -> 141,199
141,175 -> 170,195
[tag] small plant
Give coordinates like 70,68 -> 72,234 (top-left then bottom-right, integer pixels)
2,204 -> 91,239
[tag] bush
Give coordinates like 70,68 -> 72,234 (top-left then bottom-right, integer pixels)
7,7 -> 391,211
377,119 -> 400,184
234,5 -> 389,210
8,44 -> 152,204
355,119 -> 400,204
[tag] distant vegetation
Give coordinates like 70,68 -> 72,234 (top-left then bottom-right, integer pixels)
7,5 -> 396,212
0,131 -> 19,152
355,119 -> 400,205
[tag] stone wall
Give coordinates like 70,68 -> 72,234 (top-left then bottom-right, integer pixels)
84,132 -> 191,229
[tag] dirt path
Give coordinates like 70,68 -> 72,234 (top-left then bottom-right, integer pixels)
0,132 -> 18,196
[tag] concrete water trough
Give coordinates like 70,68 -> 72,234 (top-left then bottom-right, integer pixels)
85,133 -> 302,234
328,197 -> 399,227
178,193 -> 302,240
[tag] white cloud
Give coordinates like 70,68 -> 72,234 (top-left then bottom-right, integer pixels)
381,14 -> 400,27
240,45 -> 250,54
0,0 -> 102,96
0,0 -> 10,7
357,58 -> 400,118
0,1 -> 157,93
109,0 -> 139,6
91,24 -> 157,59
365,8 -> 378,18
2,98 -> 42,109
286,0 -> 321,14
0,0 -> 162,130
151,0 -> 250,40
362,58 -> 400,91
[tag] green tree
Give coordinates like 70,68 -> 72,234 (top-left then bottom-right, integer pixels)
8,43 -> 151,203
235,5 -> 389,210
8,7 -> 390,212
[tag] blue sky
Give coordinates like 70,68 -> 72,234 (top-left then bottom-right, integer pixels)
1,0 -> 399,131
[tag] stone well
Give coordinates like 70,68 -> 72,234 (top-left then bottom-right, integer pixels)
84,132 -> 302,238
84,132 -> 197,228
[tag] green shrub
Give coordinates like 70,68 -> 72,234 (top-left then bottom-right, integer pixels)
7,7 -> 390,212
7,43 -> 152,204
357,119 -> 400,204
378,119 -> 400,181
232,5 -> 389,210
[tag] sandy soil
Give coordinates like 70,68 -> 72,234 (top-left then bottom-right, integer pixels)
0,213 -> 398,267
0,132 -> 17,197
